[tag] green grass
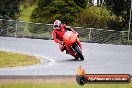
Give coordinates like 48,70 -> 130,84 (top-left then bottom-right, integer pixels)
0,82 -> 131,88
19,4 -> 36,22
0,51 -> 40,67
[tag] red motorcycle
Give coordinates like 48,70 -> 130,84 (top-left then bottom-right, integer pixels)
59,29 -> 84,61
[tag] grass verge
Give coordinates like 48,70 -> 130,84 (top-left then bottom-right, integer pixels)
0,51 -> 40,68
0,80 -> 131,88
19,4 -> 36,22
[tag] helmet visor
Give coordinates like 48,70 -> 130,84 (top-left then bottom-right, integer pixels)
53,25 -> 60,29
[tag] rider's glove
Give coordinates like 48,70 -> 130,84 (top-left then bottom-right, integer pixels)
61,41 -> 65,46
59,41 -> 64,45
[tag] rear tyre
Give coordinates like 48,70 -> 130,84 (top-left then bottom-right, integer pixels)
73,44 -> 84,60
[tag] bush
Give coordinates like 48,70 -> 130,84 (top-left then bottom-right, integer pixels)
76,6 -> 126,31
76,6 -> 112,28
30,0 -> 86,25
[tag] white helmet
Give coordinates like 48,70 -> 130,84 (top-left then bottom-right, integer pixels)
53,20 -> 61,30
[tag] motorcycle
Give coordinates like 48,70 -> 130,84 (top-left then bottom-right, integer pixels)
59,29 -> 84,61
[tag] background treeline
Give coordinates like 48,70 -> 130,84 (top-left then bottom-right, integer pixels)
0,0 -> 131,31
0,0 -> 20,19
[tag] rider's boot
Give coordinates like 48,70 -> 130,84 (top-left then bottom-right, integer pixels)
65,49 -> 69,54
75,55 -> 79,60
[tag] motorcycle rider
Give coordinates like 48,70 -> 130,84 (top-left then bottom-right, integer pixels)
52,20 -> 82,59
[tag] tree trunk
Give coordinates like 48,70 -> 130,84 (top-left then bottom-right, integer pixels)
97,0 -> 99,6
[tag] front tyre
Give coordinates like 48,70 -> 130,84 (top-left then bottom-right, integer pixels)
73,44 -> 84,60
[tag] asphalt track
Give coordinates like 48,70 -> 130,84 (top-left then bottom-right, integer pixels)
0,37 -> 132,76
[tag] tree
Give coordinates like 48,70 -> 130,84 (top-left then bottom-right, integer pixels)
124,0 -> 131,24
31,0 -> 87,25
73,0 -> 87,8
21,0 -> 37,9
0,0 -> 20,20
104,0 -> 131,30
105,0 -> 126,16
97,0 -> 99,6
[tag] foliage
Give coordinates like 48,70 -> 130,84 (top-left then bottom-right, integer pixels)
0,0 -> 20,20
20,0 -> 37,9
31,0 -> 87,25
76,6 -> 117,29
105,0 -> 131,30
105,0 -> 128,16
73,0 -> 87,8
19,4 -> 36,22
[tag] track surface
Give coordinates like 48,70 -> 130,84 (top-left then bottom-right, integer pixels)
0,37 -> 132,75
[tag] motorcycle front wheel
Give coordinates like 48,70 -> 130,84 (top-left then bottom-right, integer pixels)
72,44 -> 84,61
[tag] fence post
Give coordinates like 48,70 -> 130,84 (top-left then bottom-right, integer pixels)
128,0 -> 132,41
0,19 -> 4,31
15,20 -> 18,38
89,28 -> 91,41
88,28 -> 95,41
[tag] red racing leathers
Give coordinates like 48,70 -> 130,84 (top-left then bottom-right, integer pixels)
52,24 -> 82,58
